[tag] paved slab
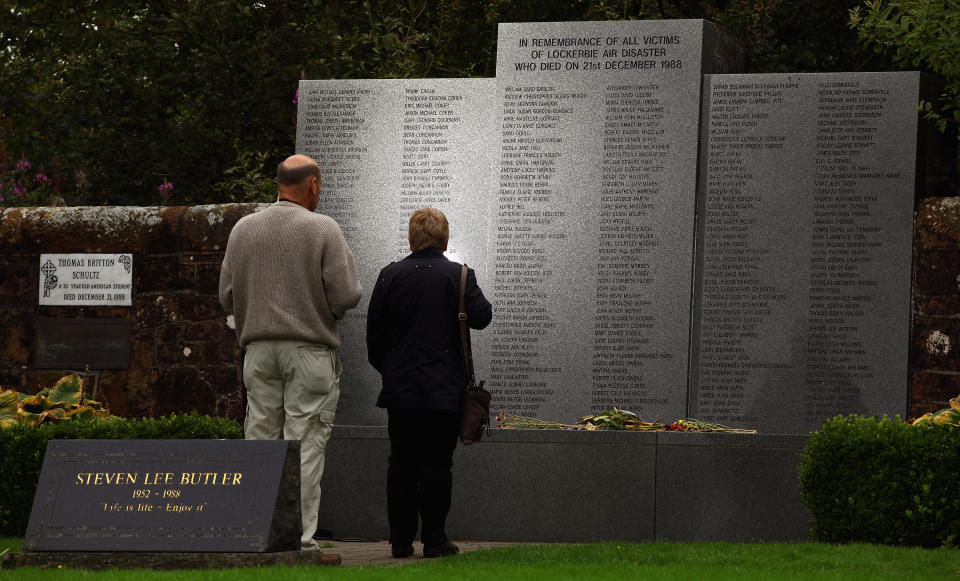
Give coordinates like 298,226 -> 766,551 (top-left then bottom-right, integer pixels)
0,540 -> 526,570
327,540 -> 524,567
1,550 -> 340,570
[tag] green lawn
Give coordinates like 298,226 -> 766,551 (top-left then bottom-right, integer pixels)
3,538 -> 959,580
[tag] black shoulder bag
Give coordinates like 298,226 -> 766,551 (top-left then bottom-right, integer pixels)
458,264 -> 491,444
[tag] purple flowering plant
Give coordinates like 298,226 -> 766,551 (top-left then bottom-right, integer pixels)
1,155 -> 57,207
157,180 -> 174,205
0,114 -> 61,207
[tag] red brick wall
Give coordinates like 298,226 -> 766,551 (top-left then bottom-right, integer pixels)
910,197 -> 960,418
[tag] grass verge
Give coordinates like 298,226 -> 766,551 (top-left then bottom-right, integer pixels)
2,539 -> 958,580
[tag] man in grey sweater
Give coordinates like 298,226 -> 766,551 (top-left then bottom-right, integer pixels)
219,154 -> 362,549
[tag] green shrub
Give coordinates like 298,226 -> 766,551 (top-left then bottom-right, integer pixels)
798,414 -> 960,547
0,413 -> 242,536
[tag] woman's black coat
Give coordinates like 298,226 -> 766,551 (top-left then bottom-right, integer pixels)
366,249 -> 492,412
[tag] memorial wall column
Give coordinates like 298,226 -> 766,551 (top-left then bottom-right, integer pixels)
492,20 -> 711,420
803,77 -> 914,427
693,77 -> 805,427
297,79 -> 496,425
692,72 -> 918,433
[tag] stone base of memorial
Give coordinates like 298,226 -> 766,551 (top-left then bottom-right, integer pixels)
318,426 -> 809,543
2,440 -> 341,570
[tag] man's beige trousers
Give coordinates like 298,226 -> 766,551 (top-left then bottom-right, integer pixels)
243,340 -> 341,549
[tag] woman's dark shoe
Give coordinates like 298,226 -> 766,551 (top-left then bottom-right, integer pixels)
391,543 -> 414,558
423,541 -> 460,558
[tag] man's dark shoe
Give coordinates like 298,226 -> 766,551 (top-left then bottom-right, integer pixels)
313,528 -> 334,540
391,543 -> 414,558
423,541 -> 460,558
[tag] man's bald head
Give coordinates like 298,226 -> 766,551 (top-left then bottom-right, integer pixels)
277,154 -> 322,211
277,154 -> 321,186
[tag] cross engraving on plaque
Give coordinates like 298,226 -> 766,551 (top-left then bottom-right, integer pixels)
40,260 -> 59,298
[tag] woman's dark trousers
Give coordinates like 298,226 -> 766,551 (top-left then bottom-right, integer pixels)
386,408 -> 460,547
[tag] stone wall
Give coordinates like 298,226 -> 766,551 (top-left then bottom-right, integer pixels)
0,205 -> 263,419
1,200 -> 958,422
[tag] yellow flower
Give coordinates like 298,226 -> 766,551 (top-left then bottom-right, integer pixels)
912,413 -> 932,425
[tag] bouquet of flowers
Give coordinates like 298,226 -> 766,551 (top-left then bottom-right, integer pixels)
495,408 -> 757,433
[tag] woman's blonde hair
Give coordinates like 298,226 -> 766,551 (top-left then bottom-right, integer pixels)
408,207 -> 449,252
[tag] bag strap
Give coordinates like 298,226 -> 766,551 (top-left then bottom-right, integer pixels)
459,264 -> 478,389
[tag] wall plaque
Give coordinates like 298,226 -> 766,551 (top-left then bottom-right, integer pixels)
33,317 -> 132,370
24,440 -> 300,552
39,254 -> 133,306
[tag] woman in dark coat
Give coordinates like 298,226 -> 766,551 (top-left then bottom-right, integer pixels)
366,208 -> 492,558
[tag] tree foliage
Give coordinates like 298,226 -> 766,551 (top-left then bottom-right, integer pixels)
851,0 -> 960,131
0,1 -> 914,206
1,1 -> 308,206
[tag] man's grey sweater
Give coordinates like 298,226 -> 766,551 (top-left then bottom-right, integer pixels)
219,201 -> 362,348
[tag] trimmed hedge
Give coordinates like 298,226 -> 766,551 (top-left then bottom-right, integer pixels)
798,415 -> 960,547
0,413 -> 242,536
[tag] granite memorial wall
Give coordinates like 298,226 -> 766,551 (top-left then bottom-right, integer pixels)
297,20 -> 918,432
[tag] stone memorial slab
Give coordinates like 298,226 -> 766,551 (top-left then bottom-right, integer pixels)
296,78 -> 497,425
24,439 -> 300,552
690,72 -> 918,433
488,20 -> 718,421
39,253 -> 133,306
33,317 -> 132,370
